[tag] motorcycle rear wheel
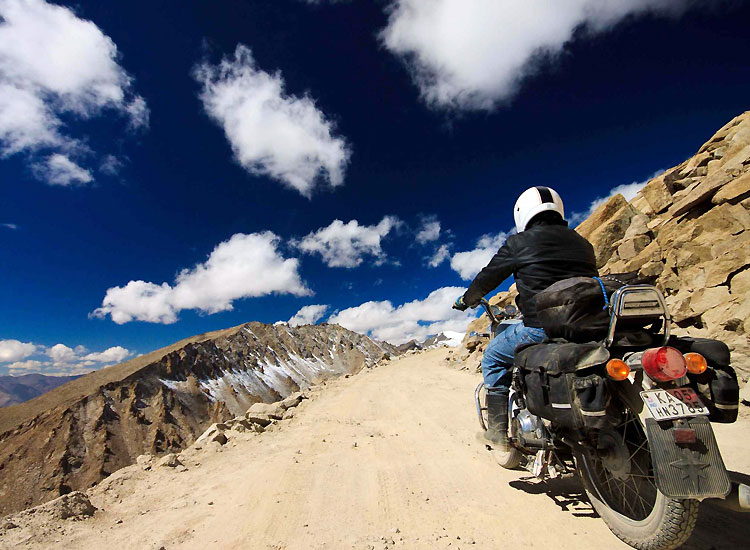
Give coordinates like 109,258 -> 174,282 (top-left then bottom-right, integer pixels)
575,409 -> 698,550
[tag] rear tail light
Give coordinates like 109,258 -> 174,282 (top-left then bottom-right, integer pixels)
642,346 -> 687,381
606,359 -> 630,381
685,352 -> 708,374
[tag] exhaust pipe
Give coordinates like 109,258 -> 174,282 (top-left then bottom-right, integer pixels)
713,482 -> 750,513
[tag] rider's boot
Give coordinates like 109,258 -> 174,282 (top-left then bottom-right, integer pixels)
485,390 -> 510,451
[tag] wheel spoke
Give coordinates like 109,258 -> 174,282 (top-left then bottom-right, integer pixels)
583,407 -> 658,521
626,439 -> 649,463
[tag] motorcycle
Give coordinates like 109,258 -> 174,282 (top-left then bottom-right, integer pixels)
473,285 -> 749,550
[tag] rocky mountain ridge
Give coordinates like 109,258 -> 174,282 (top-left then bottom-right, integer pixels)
0,322 -> 396,516
457,111 -> 750,381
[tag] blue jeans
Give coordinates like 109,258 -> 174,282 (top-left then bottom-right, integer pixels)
482,323 -> 546,391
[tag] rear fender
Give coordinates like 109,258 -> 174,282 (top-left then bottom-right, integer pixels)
611,377 -> 731,500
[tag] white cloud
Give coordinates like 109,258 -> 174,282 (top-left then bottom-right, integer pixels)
93,232 -> 311,324
381,0 -> 700,110
329,286 -> 475,344
416,217 -> 441,244
288,304 -> 329,327
0,0 -> 147,185
2,222 -> 17,229
194,44 -> 350,197
82,346 -> 130,364
450,232 -> 507,280
7,359 -> 45,375
294,216 -> 401,268
2,341 -> 132,376
0,339 -> 37,362
99,154 -> 124,176
32,153 -> 93,186
428,243 -> 451,267
569,168 -> 665,225
46,343 -> 77,365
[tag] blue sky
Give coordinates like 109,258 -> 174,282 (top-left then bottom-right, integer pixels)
1,0 -> 749,375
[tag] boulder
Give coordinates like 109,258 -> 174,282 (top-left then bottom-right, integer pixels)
703,248 -> 748,287
629,194 -> 654,215
669,171 -> 734,217
623,214 -> 651,239
227,418 -> 262,433
617,235 -> 652,262
585,202 -> 638,267
136,454 -> 154,471
665,293 -> 693,323
464,334 -> 485,352
244,412 -> 273,427
195,423 -> 228,446
703,299 -> 750,334
280,392 -> 305,410
730,268 -> 750,296
688,287 -> 731,317
576,194 -> 628,239
157,453 -> 182,468
712,171 -> 750,205
639,261 -> 664,278
694,202 -> 750,236
15,491 -> 96,521
639,175 -> 674,213
721,144 -> 750,172
247,401 -> 285,419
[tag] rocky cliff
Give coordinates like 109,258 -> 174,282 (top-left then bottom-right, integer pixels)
457,111 -> 750,381
0,322 -> 395,516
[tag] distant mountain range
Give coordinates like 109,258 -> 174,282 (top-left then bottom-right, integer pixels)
396,331 -> 465,353
0,374 -> 82,408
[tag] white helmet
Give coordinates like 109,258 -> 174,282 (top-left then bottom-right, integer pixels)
513,186 -> 565,233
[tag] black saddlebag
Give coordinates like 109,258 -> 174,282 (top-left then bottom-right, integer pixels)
514,343 -> 614,430
669,336 -> 739,423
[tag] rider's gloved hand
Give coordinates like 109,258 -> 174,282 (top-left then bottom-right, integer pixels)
453,296 -> 469,311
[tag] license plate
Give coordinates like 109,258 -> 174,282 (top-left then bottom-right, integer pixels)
640,388 -> 709,420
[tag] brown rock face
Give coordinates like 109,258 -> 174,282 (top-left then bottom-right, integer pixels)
0,322 -> 395,516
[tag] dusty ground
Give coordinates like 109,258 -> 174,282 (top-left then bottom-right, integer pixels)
2,348 -> 749,550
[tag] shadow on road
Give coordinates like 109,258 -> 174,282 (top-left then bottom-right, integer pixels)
681,471 -> 750,550
509,469 -> 750,548
509,474 -> 599,518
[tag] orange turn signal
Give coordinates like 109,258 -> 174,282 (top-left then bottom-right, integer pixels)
685,352 -> 708,374
606,359 -> 630,381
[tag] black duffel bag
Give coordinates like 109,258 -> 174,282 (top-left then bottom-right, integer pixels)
534,276 -> 623,342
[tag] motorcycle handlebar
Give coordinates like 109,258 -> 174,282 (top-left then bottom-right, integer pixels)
478,298 -> 498,324
477,298 -> 519,324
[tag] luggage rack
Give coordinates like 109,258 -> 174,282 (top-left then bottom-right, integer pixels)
604,285 -> 671,347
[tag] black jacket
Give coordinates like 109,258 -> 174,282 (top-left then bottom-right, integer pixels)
462,218 -> 598,327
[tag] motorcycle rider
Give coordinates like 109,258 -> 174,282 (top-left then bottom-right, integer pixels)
453,186 -> 598,450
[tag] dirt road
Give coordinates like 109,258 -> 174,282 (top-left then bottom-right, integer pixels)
5,348 -> 750,549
